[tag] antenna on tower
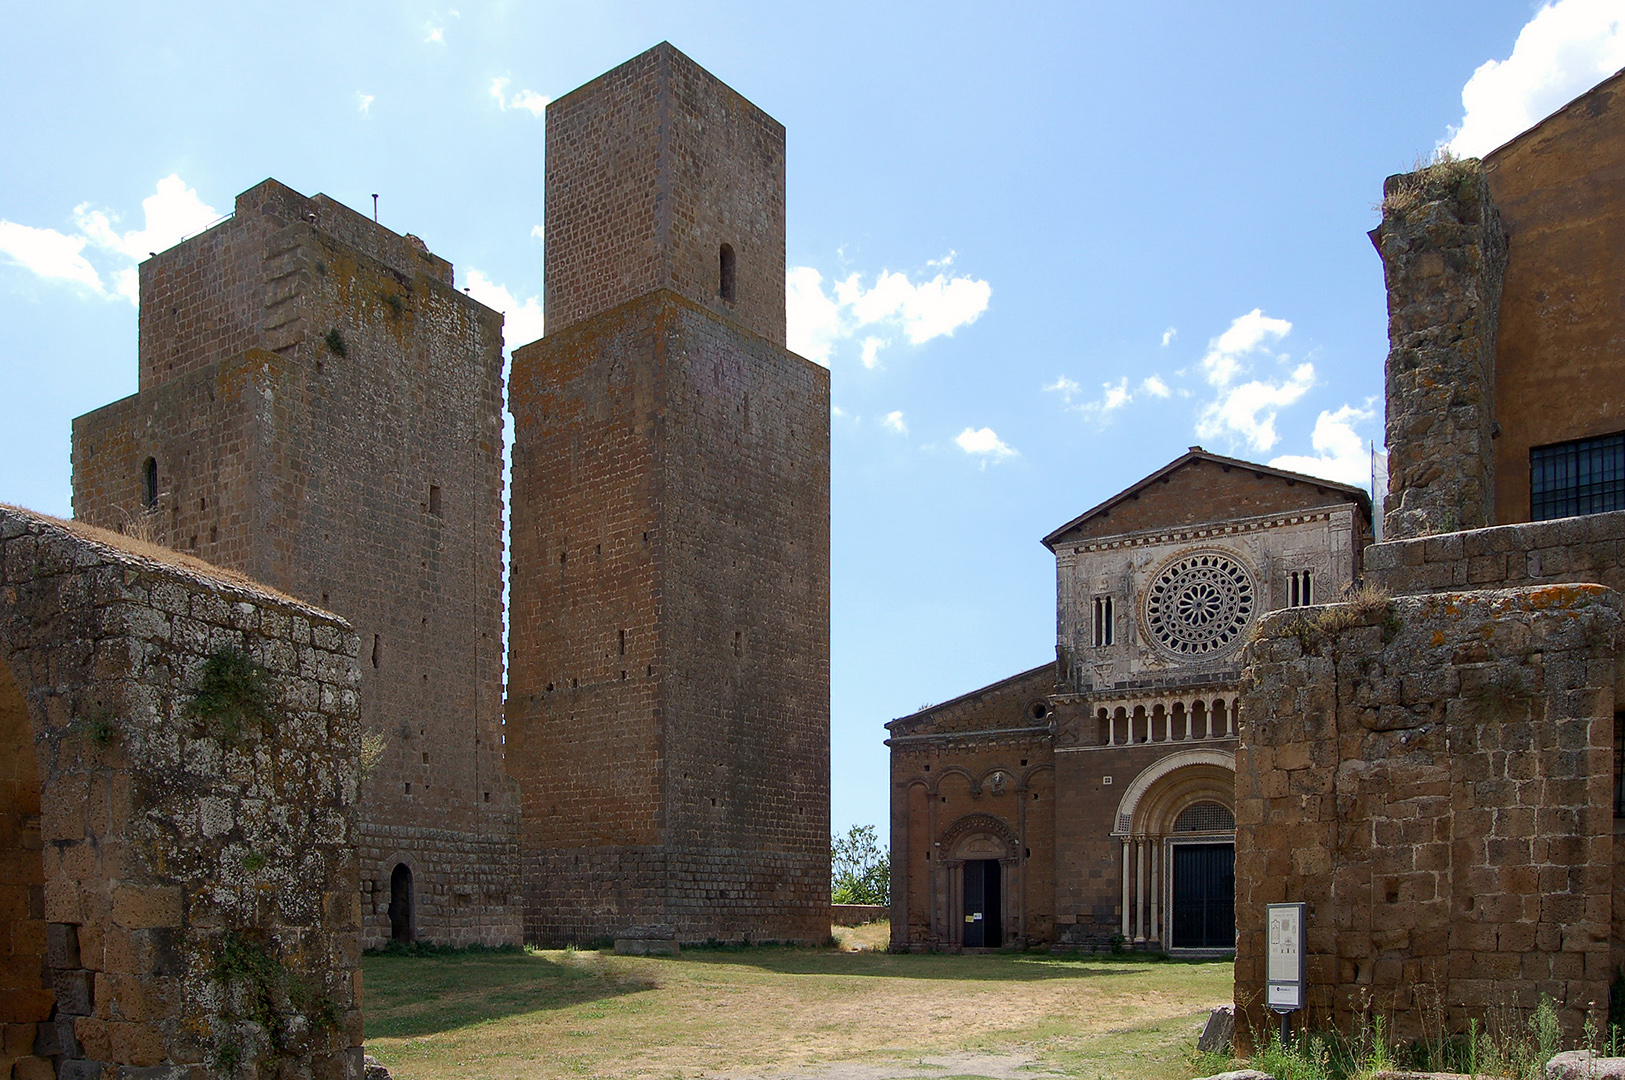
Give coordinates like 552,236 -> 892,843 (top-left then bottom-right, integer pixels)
372,194 -> 379,222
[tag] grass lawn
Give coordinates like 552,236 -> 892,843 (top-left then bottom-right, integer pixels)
362,924 -> 1234,1080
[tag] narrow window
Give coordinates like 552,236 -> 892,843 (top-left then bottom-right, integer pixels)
372,634 -> 381,669
1303,569 -> 1313,605
1093,598 -> 1103,647
428,485 -> 442,516
1104,597 -> 1114,644
733,630 -> 742,657
142,457 -> 158,508
619,629 -> 627,655
719,243 -> 737,302
1290,572 -> 1300,608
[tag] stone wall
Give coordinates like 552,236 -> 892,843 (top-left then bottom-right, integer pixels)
1234,585 -> 1618,1047
508,287 -> 830,946
72,179 -> 519,948
1365,505 -> 1625,599
1372,159 -> 1506,541
0,505 -> 362,1080
1485,69 -> 1625,523
543,42 -> 787,347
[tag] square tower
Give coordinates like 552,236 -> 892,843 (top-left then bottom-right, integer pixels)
507,43 -> 830,945
71,180 -> 520,947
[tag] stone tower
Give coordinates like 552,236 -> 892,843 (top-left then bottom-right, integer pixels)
507,42 -> 831,945
70,179 -> 520,947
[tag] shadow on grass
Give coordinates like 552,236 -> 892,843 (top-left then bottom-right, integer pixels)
605,943 -> 1229,982
363,949 -> 656,1039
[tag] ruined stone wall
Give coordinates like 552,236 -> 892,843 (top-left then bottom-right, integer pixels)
543,42 -> 787,346
0,506 -> 362,1080
1234,585 -> 1618,1047
508,289 -> 829,945
1373,160 -> 1506,541
72,180 -> 518,948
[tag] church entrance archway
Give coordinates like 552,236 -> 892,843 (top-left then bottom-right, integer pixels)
1111,749 -> 1236,951
0,656 -> 50,1026
935,813 -> 1020,949
389,863 -> 415,942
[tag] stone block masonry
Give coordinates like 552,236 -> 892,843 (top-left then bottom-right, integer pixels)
508,290 -> 831,945
0,505 -> 363,1080
507,44 -> 830,947
1372,159 -> 1506,541
72,178 -> 519,948
1234,585 -> 1619,1048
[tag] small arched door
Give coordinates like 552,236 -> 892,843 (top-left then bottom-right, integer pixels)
388,863 -> 414,942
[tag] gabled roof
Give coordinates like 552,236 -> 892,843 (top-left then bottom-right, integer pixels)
1040,446 -> 1372,552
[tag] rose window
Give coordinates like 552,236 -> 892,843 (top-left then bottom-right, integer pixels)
1144,551 -> 1255,657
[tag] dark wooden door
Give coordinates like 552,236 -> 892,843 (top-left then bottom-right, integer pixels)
962,859 -> 1002,948
1171,843 -> 1234,949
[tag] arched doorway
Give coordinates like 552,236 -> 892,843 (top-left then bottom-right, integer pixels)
0,656 -> 50,1024
1111,748 -> 1236,952
388,863 -> 415,942
937,813 -> 1019,949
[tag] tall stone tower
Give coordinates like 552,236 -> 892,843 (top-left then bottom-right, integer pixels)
71,179 -> 520,947
507,42 -> 831,945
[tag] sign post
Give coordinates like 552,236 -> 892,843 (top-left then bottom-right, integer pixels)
1266,903 -> 1306,1044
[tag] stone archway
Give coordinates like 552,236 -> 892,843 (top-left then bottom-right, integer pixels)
934,813 -> 1021,949
0,655 -> 50,1062
1111,749 -> 1236,950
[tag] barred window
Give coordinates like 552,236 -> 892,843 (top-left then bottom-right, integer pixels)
1173,801 -> 1235,833
1531,432 -> 1625,522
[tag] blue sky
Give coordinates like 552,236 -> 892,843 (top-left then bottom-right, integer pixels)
3,1 -> 1623,839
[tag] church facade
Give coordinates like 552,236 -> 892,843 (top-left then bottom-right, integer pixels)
887,447 -> 1372,950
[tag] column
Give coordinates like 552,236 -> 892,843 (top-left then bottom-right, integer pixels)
1135,839 -> 1146,942
1149,838 -> 1160,945
1106,711 -> 1115,747
1120,841 -> 1131,939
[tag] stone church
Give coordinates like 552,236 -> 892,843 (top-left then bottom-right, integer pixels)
888,448 -> 1371,951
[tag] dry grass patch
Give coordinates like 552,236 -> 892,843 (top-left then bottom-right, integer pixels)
363,945 -> 1231,1080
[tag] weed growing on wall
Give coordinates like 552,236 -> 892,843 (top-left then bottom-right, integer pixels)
211,930 -> 342,1074
323,327 -> 348,357
185,647 -> 276,743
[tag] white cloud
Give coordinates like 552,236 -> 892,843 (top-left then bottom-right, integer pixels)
1161,327 -> 1177,347
955,426 -> 1016,461
425,25 -> 445,44
1046,372 -> 1170,421
786,266 -> 845,366
1444,0 -> 1625,158
0,220 -> 104,291
1200,308 -> 1292,388
358,92 -> 375,116
1269,403 -> 1378,488
1,175 -> 220,305
75,174 -> 220,262
786,258 -> 991,366
529,225 -> 544,242
881,410 -> 908,435
490,77 -> 550,116
464,268 -> 544,351
1197,362 -> 1316,452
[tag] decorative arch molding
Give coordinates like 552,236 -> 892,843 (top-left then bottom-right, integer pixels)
937,812 -> 1020,861
1111,748 -> 1235,836
926,765 -> 977,795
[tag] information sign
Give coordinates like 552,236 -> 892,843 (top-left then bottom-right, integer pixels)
1266,902 -> 1306,1013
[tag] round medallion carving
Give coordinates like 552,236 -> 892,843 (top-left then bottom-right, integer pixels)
1144,550 -> 1255,658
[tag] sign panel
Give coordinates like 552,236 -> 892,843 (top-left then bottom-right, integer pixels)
1265,902 -> 1306,1012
